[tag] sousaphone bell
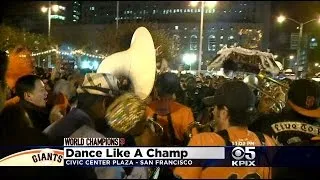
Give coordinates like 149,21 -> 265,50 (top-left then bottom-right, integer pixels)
97,27 -> 156,100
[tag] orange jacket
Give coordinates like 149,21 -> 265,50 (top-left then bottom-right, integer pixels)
174,127 -> 275,179
146,99 -> 196,143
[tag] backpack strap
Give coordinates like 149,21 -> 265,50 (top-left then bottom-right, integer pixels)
216,129 -> 233,146
167,113 -> 181,146
254,131 -> 266,146
153,113 -> 158,122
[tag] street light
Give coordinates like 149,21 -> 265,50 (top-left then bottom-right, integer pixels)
41,1 -> 59,68
183,53 -> 197,71
41,1 -> 59,42
41,7 -> 48,13
289,55 -> 295,60
190,1 -> 217,75
52,5 -> 59,13
116,1 -> 119,29
277,14 -> 320,78
277,15 -> 286,23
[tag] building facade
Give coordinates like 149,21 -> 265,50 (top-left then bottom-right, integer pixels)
75,1 -> 271,68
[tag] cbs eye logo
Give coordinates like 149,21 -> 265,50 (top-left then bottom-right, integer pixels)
232,147 -> 256,161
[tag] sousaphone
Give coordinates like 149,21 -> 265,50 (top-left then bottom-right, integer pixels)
97,27 -> 156,100
98,27 -> 163,137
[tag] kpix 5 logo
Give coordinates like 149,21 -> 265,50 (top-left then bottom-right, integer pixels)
231,147 -> 256,166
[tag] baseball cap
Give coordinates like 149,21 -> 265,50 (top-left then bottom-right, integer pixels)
156,72 -> 180,95
203,81 -> 256,111
287,79 -> 320,118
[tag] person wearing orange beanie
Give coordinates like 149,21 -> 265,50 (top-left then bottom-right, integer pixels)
5,46 -> 35,106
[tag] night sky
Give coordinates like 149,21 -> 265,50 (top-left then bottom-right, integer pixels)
0,1 -> 319,48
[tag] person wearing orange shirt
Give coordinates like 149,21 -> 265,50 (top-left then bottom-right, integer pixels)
174,81 -> 275,179
146,72 -> 196,146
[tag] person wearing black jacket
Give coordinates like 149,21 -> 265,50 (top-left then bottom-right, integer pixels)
0,52 -> 91,177
15,75 -> 51,131
249,79 -> 320,146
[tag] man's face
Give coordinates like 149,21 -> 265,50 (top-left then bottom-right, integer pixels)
25,80 -> 48,108
213,105 -> 229,132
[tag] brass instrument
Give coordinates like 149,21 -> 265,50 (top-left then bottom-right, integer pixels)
257,71 -> 289,90
97,27 -> 163,178
185,121 -> 215,140
244,73 -> 287,113
147,117 -> 164,137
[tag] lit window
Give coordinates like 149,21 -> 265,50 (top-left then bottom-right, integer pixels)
90,6 -> 95,11
73,19 -> 76,22
220,44 -> 224,47
220,36 -> 224,40
184,36 -> 187,38
229,36 -> 234,40
190,35 -> 198,50
184,27 -> 187,30
153,10 -> 156,14
239,10 -> 242,13
220,28 -> 224,31
173,35 -> 180,41
208,35 -> 216,51
212,27 -> 215,30
224,10 -> 226,13
191,9 -> 194,13
57,6 -> 66,11
175,26 -> 179,30
187,9 -> 190,12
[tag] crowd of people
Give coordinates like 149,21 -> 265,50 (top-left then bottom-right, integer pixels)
0,45 -> 320,179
